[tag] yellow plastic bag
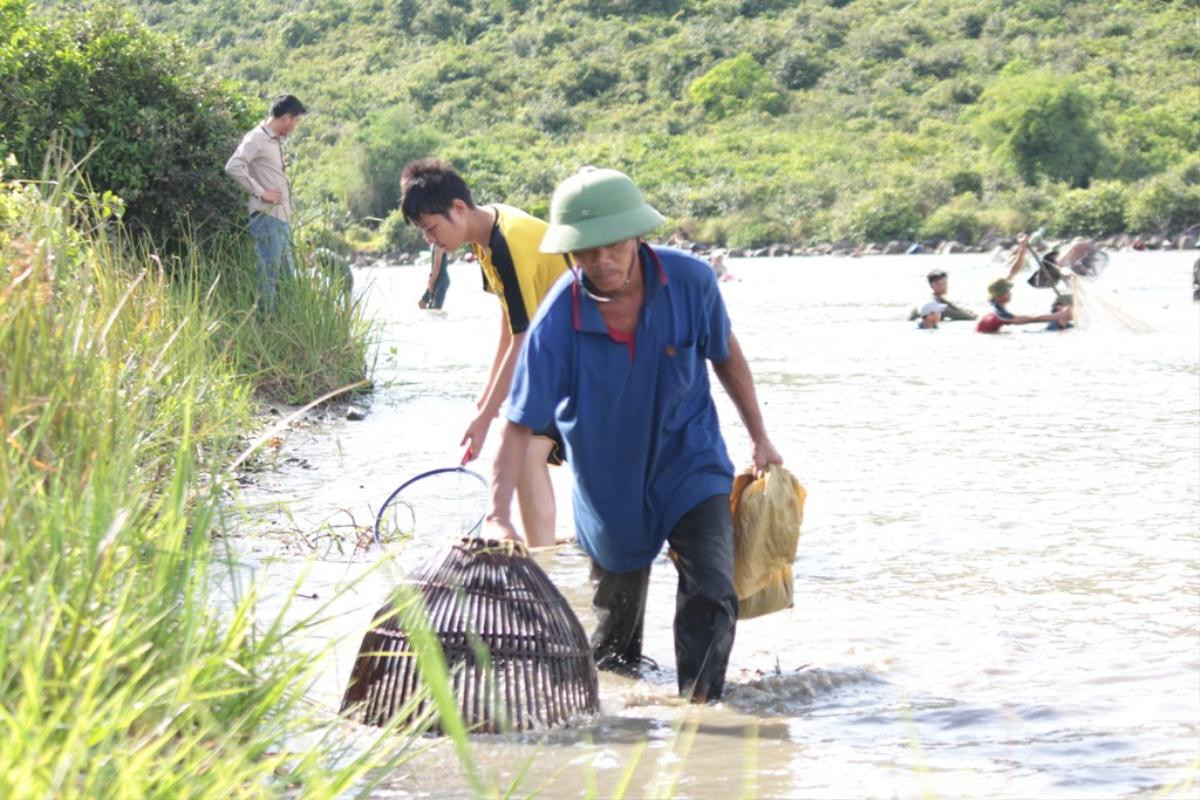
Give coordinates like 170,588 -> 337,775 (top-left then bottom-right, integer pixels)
730,464 -> 806,620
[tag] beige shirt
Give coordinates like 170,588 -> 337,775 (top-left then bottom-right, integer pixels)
224,122 -> 293,223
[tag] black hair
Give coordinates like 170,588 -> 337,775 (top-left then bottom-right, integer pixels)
269,94 -> 307,118
926,270 -> 947,285
400,159 -> 475,224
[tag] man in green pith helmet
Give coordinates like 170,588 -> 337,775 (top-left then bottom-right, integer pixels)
483,167 -> 783,702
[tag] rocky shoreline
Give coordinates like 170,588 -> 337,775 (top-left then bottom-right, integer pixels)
355,229 -> 1199,268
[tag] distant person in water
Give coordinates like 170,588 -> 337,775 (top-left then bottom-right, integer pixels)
976,279 -> 1071,333
915,300 -> 945,329
1045,295 -> 1074,331
909,269 -> 976,321
419,245 -> 451,310
709,249 -> 734,281
1006,232 -> 1038,280
1009,233 -> 1100,282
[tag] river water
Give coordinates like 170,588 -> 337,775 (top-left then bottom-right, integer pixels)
225,250 -> 1200,799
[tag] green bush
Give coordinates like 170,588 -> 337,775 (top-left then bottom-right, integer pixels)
329,107 -> 442,220
986,183 -> 1056,235
1125,173 -> 1200,236
688,53 -> 786,120
380,208 -> 426,255
773,49 -> 826,91
725,216 -> 789,250
1049,181 -> 1128,237
843,189 -> 922,243
920,193 -> 985,243
0,1 -> 255,247
0,169 -> 399,798
975,70 -> 1104,188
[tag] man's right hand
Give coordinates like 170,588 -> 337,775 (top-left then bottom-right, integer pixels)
260,189 -> 283,204
482,514 -> 522,543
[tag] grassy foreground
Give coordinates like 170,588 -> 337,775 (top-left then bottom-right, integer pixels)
0,167 -> 409,797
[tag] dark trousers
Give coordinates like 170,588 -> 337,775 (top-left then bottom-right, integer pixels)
589,494 -> 737,702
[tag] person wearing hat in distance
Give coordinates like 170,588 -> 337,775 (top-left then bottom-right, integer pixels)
399,159 -> 570,547
482,167 -> 783,703
916,300 -> 946,329
976,278 -> 1071,333
909,269 -> 975,322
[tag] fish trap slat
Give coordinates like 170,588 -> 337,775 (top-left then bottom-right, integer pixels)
341,538 -> 599,733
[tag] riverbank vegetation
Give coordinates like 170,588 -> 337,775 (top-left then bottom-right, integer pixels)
119,0 -> 1199,252
0,168 -> 389,797
0,3 -> 397,794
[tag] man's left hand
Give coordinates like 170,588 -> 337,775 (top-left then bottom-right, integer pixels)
752,437 -> 784,475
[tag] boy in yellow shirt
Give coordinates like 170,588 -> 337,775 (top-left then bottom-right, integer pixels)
400,159 -> 569,546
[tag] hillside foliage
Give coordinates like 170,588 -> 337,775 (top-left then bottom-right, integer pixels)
16,0 -> 1200,249
1,0 -> 256,246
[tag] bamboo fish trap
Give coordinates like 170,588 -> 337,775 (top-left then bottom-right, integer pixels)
340,537 -> 599,733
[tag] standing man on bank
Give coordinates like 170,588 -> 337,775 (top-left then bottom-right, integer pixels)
225,94 -> 306,310
484,168 -> 783,703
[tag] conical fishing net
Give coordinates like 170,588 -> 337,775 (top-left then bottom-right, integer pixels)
341,537 -> 599,733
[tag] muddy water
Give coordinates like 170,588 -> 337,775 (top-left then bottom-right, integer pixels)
224,250 -> 1200,798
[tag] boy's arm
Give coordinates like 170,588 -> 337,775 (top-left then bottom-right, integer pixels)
462,315 -> 524,462
476,312 -> 508,410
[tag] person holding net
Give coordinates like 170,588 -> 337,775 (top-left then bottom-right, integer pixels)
976,278 -> 1072,333
400,160 -> 570,547
484,167 -> 783,703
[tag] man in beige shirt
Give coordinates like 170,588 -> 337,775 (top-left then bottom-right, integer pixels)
224,94 -> 306,310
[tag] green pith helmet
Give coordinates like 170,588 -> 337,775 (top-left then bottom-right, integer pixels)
540,167 -> 666,253
988,278 -> 1013,298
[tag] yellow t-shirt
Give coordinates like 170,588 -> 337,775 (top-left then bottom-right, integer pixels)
471,204 -> 571,334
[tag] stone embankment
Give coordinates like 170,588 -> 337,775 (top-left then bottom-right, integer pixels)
356,229 -> 1198,267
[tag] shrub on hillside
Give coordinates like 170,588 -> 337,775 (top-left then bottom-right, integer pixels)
380,208 -> 425,255
986,183 -> 1055,235
975,70 -> 1104,188
725,216 -> 788,250
1124,170 -> 1200,236
329,107 -> 442,220
0,1 -> 255,247
688,54 -> 785,120
772,49 -> 826,91
843,189 -> 921,243
920,193 -> 985,244
1049,181 -> 1128,237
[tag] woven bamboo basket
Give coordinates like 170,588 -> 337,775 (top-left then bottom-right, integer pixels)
340,537 -> 599,733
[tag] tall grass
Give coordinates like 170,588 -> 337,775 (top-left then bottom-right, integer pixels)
0,169 -> 407,797
186,233 -> 374,405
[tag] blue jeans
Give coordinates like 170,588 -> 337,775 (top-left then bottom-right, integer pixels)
248,213 -> 294,310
